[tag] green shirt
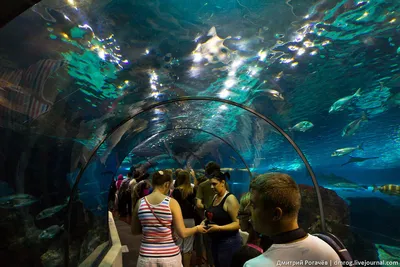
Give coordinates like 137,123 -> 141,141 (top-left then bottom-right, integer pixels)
196,180 -> 215,209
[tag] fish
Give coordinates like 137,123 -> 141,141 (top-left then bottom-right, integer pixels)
268,167 -> 281,172
372,184 -> 400,196
136,160 -> 158,173
324,182 -> 368,190
0,194 -> 39,209
331,143 -> 364,157
186,138 -> 223,168
191,26 -> 233,65
229,156 -> 237,164
0,59 -> 67,126
220,168 -> 234,172
265,89 -> 284,100
170,115 -> 189,120
187,151 -> 204,169
100,119 -> 148,164
252,80 -> 284,101
131,146 -> 165,157
194,167 -> 249,173
388,92 -> 400,106
379,81 -> 385,91
220,168 -> 252,172
36,203 -> 67,220
329,88 -> 361,113
39,225 -> 64,240
342,112 -> 368,137
341,156 -> 379,166
253,158 -> 266,168
289,121 -> 314,132
163,140 -> 187,167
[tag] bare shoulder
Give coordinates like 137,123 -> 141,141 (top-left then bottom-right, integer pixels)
226,194 -> 239,205
169,197 -> 179,207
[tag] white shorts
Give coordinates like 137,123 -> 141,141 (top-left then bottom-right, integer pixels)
175,218 -> 195,253
137,254 -> 182,267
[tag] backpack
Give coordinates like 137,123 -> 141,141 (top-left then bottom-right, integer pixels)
118,179 -> 131,199
313,232 -> 352,265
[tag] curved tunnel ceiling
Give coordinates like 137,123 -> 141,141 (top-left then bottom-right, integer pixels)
69,97 -> 326,234
1,0 -> 400,265
127,127 -> 253,176
1,0 -> 399,171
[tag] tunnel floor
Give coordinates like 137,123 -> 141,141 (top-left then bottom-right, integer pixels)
115,217 -> 141,267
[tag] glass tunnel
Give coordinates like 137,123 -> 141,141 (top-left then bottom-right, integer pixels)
1,0 -> 400,266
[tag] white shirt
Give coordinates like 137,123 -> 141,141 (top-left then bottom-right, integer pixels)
244,235 -> 342,267
239,229 -> 249,245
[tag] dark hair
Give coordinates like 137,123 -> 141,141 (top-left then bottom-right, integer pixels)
127,172 -> 133,178
151,170 -> 172,187
196,175 -> 207,184
250,173 -> 301,218
175,168 -> 183,178
212,171 -> 230,181
134,170 -> 141,178
137,172 -> 150,183
231,245 -> 262,267
205,161 -> 220,176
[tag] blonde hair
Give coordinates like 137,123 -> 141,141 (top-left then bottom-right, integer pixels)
250,173 -> 301,218
176,170 -> 193,199
239,192 -> 251,213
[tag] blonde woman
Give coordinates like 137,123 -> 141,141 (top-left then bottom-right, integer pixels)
171,170 -> 197,267
131,170 -> 206,266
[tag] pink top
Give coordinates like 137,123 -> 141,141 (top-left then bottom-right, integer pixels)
247,243 -> 263,253
116,174 -> 124,190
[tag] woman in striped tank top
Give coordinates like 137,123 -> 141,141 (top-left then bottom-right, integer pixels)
132,169 -> 207,267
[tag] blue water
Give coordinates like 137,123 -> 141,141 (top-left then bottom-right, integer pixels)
1,0 -> 400,265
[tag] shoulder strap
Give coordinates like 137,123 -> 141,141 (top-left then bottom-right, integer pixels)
219,192 -> 231,206
247,243 -> 264,254
144,197 -> 171,229
211,194 -> 217,205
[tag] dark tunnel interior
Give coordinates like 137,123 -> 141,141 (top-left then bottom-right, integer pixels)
1,0 -> 400,266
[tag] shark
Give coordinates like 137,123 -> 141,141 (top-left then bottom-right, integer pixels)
341,156 -> 379,166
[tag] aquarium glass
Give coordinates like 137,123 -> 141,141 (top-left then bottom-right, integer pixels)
1,0 -> 400,265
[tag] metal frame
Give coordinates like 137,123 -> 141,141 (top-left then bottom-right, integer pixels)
127,127 -> 252,177
65,96 -> 326,266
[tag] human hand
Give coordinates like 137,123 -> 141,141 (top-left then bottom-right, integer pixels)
196,225 -> 207,234
205,224 -> 221,233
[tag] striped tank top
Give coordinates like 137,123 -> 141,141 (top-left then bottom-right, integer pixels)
137,196 -> 180,258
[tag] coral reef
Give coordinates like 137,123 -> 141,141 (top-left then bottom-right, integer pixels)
298,184 -> 379,261
316,173 -> 365,189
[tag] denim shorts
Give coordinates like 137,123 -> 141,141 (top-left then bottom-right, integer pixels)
211,232 -> 242,267
137,254 -> 182,267
175,218 -> 195,253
